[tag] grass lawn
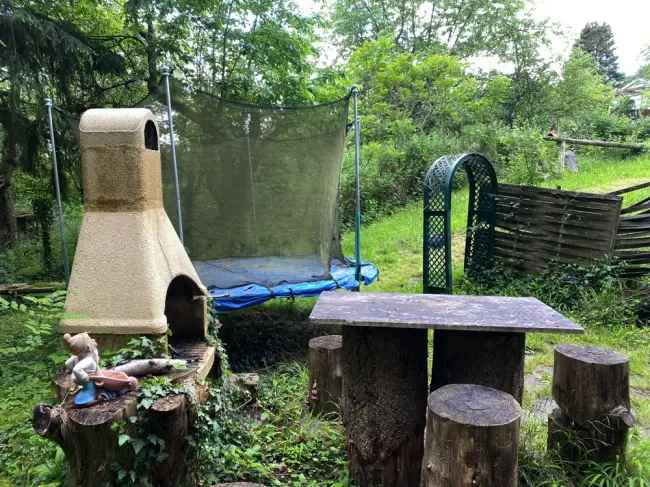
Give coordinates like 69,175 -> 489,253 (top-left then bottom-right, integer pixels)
1,153 -> 650,485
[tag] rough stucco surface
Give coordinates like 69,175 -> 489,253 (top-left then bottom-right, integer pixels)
61,108 -> 206,336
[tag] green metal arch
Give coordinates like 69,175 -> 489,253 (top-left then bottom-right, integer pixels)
423,153 -> 497,294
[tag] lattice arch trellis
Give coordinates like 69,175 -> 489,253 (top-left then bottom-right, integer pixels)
423,153 -> 497,294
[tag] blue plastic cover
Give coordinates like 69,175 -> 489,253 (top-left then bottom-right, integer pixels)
205,258 -> 378,312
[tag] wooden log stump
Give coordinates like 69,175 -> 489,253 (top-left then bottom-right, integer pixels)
32,393 -> 138,486
421,384 -> 521,487
549,344 -> 634,463
342,326 -> 427,487
431,330 -> 525,403
307,335 -> 343,414
34,345 -> 215,486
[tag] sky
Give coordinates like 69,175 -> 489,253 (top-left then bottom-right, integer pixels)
296,0 -> 650,76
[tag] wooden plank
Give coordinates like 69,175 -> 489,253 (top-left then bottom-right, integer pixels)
544,135 -> 646,151
615,236 -> 650,250
495,234 -> 612,260
496,215 -> 617,239
310,292 -> 583,334
498,184 -> 622,203
0,282 -> 65,296
496,194 -> 620,213
495,230 -> 613,253
496,203 -> 618,221
620,196 -> 650,214
608,180 -> 650,196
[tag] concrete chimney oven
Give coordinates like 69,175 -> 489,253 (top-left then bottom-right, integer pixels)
60,108 -> 208,343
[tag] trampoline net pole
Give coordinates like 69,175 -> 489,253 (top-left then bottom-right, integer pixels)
352,87 -> 362,286
162,66 -> 184,245
45,98 -> 70,284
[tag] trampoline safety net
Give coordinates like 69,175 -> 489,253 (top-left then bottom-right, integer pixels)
148,88 -> 351,291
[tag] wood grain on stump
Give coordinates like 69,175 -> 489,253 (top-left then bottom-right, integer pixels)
307,335 -> 343,414
421,384 -> 521,487
431,330 -> 525,403
342,326 -> 427,487
549,344 -> 634,463
552,344 -> 631,423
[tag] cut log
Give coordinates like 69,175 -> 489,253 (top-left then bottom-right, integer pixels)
552,344 -> 632,423
431,330 -> 525,403
149,394 -> 193,486
307,335 -> 343,415
111,358 -> 188,377
35,347 -> 215,486
421,384 -> 521,487
32,393 -> 137,486
549,344 -> 634,463
342,326 -> 427,487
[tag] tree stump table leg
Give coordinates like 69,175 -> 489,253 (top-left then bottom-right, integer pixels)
421,384 -> 522,487
307,335 -> 343,414
342,326 -> 428,487
431,330 -> 525,403
548,344 -> 634,463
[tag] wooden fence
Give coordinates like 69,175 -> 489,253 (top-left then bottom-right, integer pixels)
493,184 -> 623,273
612,181 -> 650,278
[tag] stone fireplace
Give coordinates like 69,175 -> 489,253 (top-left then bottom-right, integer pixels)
60,108 -> 208,343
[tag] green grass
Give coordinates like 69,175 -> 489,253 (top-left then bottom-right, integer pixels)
2,153 -> 650,485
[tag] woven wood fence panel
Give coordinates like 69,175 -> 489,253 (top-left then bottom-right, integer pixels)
494,184 -> 623,273
612,181 -> 650,279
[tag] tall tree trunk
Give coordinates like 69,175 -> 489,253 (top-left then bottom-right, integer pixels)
0,127 -> 18,246
145,14 -> 159,97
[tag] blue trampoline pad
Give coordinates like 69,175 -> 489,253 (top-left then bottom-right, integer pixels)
197,258 -> 379,312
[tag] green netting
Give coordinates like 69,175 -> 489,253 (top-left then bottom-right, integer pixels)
145,88 -> 351,288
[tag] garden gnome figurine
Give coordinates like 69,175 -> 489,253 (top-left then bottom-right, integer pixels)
63,332 -> 99,386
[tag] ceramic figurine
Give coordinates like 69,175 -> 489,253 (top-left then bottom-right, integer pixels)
63,332 -> 99,386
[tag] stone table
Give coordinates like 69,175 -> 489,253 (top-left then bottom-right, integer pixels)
309,291 -> 582,487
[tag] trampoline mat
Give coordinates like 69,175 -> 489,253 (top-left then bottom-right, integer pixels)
194,255 -> 331,289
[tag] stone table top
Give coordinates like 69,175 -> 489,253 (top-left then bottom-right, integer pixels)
310,292 -> 583,334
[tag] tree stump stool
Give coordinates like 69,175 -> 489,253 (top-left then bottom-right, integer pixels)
548,344 -> 634,463
307,335 -> 343,414
421,384 -> 521,487
343,327 -> 427,487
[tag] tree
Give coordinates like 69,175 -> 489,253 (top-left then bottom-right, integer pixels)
0,1 -> 128,246
575,22 -> 623,85
326,0 -> 532,58
552,48 -> 614,135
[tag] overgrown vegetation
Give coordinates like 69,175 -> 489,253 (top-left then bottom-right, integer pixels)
2,0 -> 650,485
1,154 -> 650,485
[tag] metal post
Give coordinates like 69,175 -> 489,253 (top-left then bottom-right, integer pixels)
351,87 -> 362,286
161,66 -> 184,244
45,98 -> 70,283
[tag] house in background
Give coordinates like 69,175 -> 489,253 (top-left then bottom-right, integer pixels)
618,78 -> 650,117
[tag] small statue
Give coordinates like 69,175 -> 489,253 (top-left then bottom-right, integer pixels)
64,332 -> 99,386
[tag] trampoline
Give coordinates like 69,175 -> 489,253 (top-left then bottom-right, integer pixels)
150,79 -> 378,312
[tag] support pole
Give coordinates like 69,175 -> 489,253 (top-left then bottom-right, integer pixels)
45,99 -> 70,283
351,87 -> 362,286
161,66 -> 184,244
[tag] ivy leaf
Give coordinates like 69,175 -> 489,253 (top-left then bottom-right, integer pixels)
118,434 -> 130,446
